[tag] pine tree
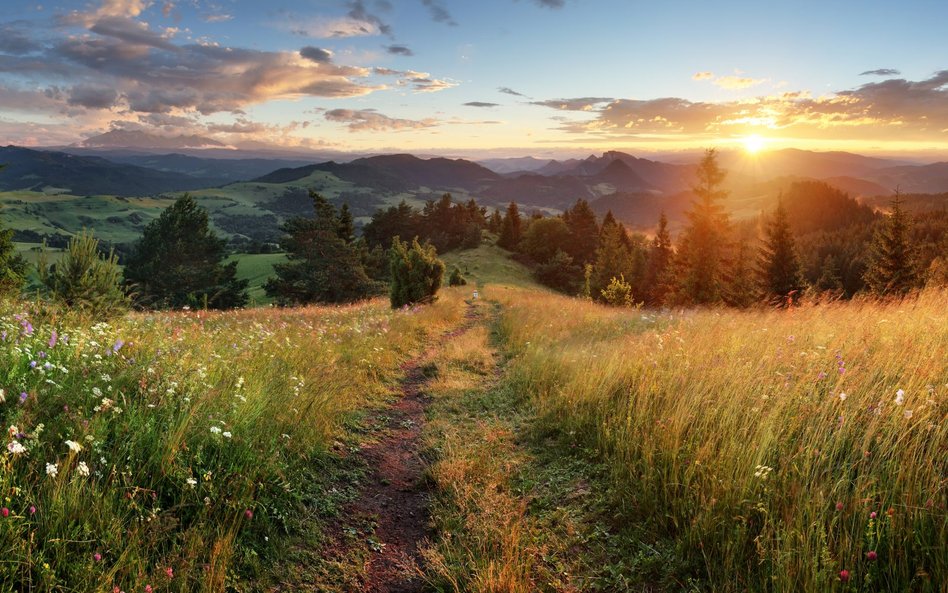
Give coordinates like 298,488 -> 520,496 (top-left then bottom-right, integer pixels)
816,254 -> 844,293
497,202 -> 522,250
563,199 -> 600,264
726,237 -> 758,308
644,212 -> 674,305
389,237 -> 445,307
337,203 -> 355,243
124,194 -> 248,310
758,199 -> 804,305
674,149 -> 732,305
0,223 -> 27,297
39,230 -> 128,318
488,210 -> 503,234
863,194 -> 919,296
266,192 -> 379,305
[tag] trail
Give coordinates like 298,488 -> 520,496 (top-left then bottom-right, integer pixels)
337,305 -> 479,593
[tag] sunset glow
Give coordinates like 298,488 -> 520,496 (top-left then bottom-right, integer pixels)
743,134 -> 767,154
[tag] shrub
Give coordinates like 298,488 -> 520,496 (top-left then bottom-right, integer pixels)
600,274 -> 635,307
390,237 -> 445,308
38,229 -> 128,318
448,266 -> 467,286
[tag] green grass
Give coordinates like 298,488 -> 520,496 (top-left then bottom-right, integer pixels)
441,243 -> 539,290
228,252 -> 288,305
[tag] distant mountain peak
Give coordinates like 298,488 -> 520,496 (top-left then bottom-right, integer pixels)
80,130 -> 226,150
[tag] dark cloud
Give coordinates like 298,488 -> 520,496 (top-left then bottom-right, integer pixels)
300,46 -> 333,63
0,22 -> 42,55
347,0 -> 392,37
530,97 -> 613,110
534,0 -> 565,7
324,108 -> 438,131
464,101 -> 499,107
385,44 -> 414,56
88,16 -> 178,51
421,0 -> 458,26
67,85 -> 119,109
860,68 -> 901,76
498,86 -> 526,97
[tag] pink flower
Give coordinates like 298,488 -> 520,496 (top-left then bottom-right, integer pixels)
145,585 -> 152,593
839,569 -> 850,582
165,567 -> 173,578
866,551 -> 878,561
94,553 -> 102,562
835,502 -> 844,511
870,511 -> 877,519
1,508 -> 8,518
244,509 -> 253,519
29,505 -> 36,515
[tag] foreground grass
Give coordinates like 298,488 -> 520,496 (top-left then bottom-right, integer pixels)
488,287 -> 947,591
0,291 -> 465,591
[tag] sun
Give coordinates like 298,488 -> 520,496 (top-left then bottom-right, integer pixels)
742,134 -> 767,154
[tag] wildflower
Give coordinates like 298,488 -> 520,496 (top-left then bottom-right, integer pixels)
839,570 -> 850,582
835,502 -> 844,511
7,425 -> 18,437
895,389 -> 905,405
19,392 -> 27,404
29,361 -> 37,369
29,505 -> 36,515
94,552 -> 102,562
112,339 -> 124,353
245,509 -> 253,519
165,567 -> 173,578
1,508 -> 8,517
904,409 -> 913,419
839,392 -> 847,402
49,330 -> 58,348
866,551 -> 878,561
77,462 -> 90,476
209,426 -> 222,435
45,463 -> 58,477
7,441 -> 26,455
870,511 -> 877,519
64,440 -> 82,452
186,477 -> 197,488
145,585 -> 153,593
222,431 -> 232,439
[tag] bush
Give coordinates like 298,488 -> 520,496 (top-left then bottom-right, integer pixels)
38,230 -> 128,318
534,249 -> 581,293
600,274 -> 635,307
390,237 -> 445,308
448,266 -> 467,286
0,225 -> 27,297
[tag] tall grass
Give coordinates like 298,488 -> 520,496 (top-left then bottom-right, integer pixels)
493,287 -> 948,591
0,292 -> 465,591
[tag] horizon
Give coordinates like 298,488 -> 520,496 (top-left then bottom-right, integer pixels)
1,1 -> 947,159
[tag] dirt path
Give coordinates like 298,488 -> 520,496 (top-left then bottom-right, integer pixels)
341,307 -> 479,592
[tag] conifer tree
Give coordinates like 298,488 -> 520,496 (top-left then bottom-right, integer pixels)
863,193 -> 919,296
337,203 -> 355,244
124,194 -> 248,309
592,223 -> 634,300
497,201 -> 522,251
266,191 -> 378,305
563,199 -> 600,264
39,230 -> 128,318
816,254 -> 844,293
759,199 -> 804,305
673,149 -> 732,305
726,237 -> 758,308
389,237 -> 445,307
644,212 -> 674,305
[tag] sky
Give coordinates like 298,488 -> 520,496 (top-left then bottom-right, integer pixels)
1,0 -> 947,158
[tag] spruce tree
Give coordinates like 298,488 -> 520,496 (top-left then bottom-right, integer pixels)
863,194 -> 919,296
124,194 -> 248,310
758,199 -> 804,305
674,149 -> 732,305
563,199 -> 600,264
497,202 -> 522,251
337,203 -> 355,244
266,191 -> 378,305
389,237 -> 445,307
644,212 -> 674,305
726,237 -> 758,308
592,223 -> 634,300
39,230 -> 128,318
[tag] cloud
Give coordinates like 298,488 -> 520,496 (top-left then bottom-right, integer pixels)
88,16 -> 179,51
324,108 -> 438,131
290,17 -> 384,38
0,22 -> 42,55
421,0 -> 458,26
692,71 -> 714,81
534,0 -> 565,6
346,0 -> 392,37
300,46 -> 333,63
203,13 -> 234,23
712,75 -> 766,90
385,44 -> 414,56
403,75 -> 457,93
861,68 -> 901,77
532,70 -> 948,142
67,85 -> 119,109
464,101 -> 499,107
498,86 -> 526,97
530,97 -> 613,111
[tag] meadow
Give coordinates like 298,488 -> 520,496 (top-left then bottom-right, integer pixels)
0,291 -> 464,592
485,285 -> 948,591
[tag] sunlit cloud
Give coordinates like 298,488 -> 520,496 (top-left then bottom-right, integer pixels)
713,75 -> 766,90
325,108 -> 438,132
692,71 -> 714,81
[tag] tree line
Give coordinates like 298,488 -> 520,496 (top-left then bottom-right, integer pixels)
496,149 -> 947,307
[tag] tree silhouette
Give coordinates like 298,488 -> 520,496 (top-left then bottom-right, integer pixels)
863,192 -> 919,296
759,199 -> 804,305
497,201 -> 523,250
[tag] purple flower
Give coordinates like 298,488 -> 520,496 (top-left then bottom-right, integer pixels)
29,361 -> 37,368
38,351 -> 46,359
112,339 -> 125,353
19,392 -> 27,404
48,330 -> 58,348
21,322 -> 33,336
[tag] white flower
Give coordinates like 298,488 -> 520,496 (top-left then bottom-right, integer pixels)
222,431 -> 232,439
7,441 -> 26,455
46,462 -> 58,477
64,440 -> 82,452
92,387 -> 103,397
839,392 -> 847,402
7,425 -> 18,437
77,461 -> 90,476
186,477 -> 197,488
904,409 -> 913,419
209,426 -> 222,435
895,389 -> 905,405
0,388 -> 5,403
